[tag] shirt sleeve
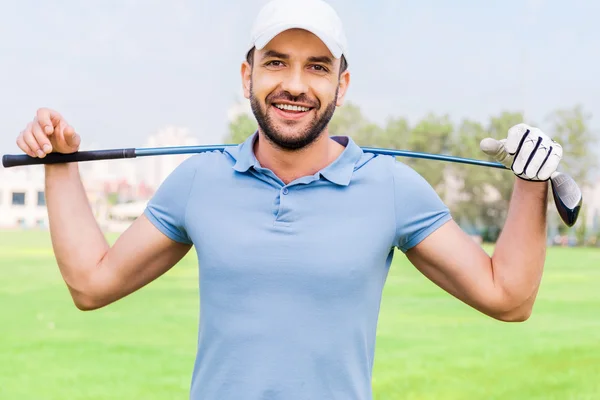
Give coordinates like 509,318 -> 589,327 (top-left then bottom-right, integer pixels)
392,160 -> 452,253
143,156 -> 198,245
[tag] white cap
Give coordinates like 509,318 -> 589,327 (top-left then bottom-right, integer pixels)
248,0 -> 348,61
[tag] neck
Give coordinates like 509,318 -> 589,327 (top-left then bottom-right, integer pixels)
254,129 -> 345,184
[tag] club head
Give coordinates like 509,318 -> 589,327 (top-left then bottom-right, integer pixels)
550,172 -> 583,227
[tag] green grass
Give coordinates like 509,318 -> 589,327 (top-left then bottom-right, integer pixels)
1,230 -> 600,399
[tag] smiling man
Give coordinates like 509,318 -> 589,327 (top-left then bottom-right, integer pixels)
240,7 -> 352,185
14,0 -> 565,399
244,32 -> 346,150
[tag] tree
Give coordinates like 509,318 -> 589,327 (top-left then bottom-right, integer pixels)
329,102 -> 384,145
450,111 -> 525,241
225,113 -> 258,144
331,105 -> 454,191
223,101 -> 598,245
545,105 -> 598,241
545,105 -> 598,187
328,102 -> 366,136
450,107 -> 598,243
403,114 -> 454,193
447,118 -> 488,230
381,117 -> 411,149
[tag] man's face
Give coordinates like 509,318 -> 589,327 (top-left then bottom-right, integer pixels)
241,29 -> 350,150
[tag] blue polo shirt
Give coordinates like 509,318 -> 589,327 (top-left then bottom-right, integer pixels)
144,133 -> 451,400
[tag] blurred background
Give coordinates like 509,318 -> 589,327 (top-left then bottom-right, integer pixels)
1,1 -> 600,399
2,0 -> 599,243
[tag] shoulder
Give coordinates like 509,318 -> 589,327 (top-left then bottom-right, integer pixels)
152,149 -> 237,194
170,148 -> 236,175
357,154 -> 445,209
355,153 -> 428,186
179,149 -> 234,167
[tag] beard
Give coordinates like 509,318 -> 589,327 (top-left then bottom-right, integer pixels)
249,81 -> 338,151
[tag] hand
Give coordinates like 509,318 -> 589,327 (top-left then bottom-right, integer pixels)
479,123 -> 563,181
16,108 -> 81,158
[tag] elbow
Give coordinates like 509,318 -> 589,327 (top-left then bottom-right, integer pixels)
489,302 -> 534,323
72,296 -> 106,311
485,284 -> 538,322
63,267 -> 113,311
67,285 -> 110,311
494,308 -> 532,322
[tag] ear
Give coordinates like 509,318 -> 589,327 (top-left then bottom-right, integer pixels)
336,70 -> 351,107
241,61 -> 252,99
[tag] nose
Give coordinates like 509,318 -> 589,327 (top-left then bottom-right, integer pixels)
280,67 -> 308,97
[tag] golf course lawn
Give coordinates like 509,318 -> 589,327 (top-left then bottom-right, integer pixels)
1,229 -> 600,399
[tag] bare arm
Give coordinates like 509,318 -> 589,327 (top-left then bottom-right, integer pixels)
406,178 -> 548,322
16,108 -> 192,310
45,163 -> 191,310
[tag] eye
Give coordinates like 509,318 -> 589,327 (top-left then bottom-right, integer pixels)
310,64 -> 329,73
265,60 -> 285,67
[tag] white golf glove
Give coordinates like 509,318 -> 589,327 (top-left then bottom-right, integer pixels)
480,123 -> 563,181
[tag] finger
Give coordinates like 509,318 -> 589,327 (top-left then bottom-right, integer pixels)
36,108 -> 63,135
54,121 -> 80,150
512,132 -> 540,175
16,131 -> 35,157
31,120 -> 53,155
480,138 -> 512,166
538,143 -> 563,181
23,124 -> 44,158
63,124 -> 80,149
53,120 -> 66,143
505,123 -> 530,154
480,138 -> 504,156
524,138 -> 551,179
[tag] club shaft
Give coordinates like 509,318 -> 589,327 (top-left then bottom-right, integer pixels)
1,144 -> 581,227
135,144 -> 236,157
1,145 -> 508,170
360,147 -> 507,169
137,145 -> 508,169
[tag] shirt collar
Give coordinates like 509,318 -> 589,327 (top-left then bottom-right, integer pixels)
318,136 -> 363,186
225,132 -> 364,186
227,131 -> 260,173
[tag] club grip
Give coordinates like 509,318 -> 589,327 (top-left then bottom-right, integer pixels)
2,148 -> 136,168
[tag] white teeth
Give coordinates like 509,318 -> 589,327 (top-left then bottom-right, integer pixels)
274,104 -> 310,112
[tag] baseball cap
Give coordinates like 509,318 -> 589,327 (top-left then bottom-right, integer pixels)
247,0 -> 348,61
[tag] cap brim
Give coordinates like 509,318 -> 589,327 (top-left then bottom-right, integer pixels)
253,23 -> 344,59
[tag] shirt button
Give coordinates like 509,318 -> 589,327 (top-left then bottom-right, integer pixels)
282,188 -> 289,195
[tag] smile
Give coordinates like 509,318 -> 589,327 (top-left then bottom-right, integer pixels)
273,103 -> 312,113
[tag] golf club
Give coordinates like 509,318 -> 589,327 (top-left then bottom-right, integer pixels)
2,145 -> 582,227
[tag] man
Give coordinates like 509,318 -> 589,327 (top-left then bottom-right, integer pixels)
15,0 -> 563,399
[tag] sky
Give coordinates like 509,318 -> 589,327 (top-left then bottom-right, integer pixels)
1,0 -> 599,156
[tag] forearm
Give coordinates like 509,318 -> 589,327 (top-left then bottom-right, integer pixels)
492,178 -> 548,315
15,108 -> 191,311
45,164 -> 109,298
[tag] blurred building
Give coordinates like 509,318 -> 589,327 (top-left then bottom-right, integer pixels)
0,165 -> 47,229
0,164 -> 112,230
138,125 -> 202,189
0,125 -> 205,232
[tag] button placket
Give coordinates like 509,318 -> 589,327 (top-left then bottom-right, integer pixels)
274,186 -> 292,225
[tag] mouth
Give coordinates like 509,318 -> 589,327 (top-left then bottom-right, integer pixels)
271,103 -> 315,120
